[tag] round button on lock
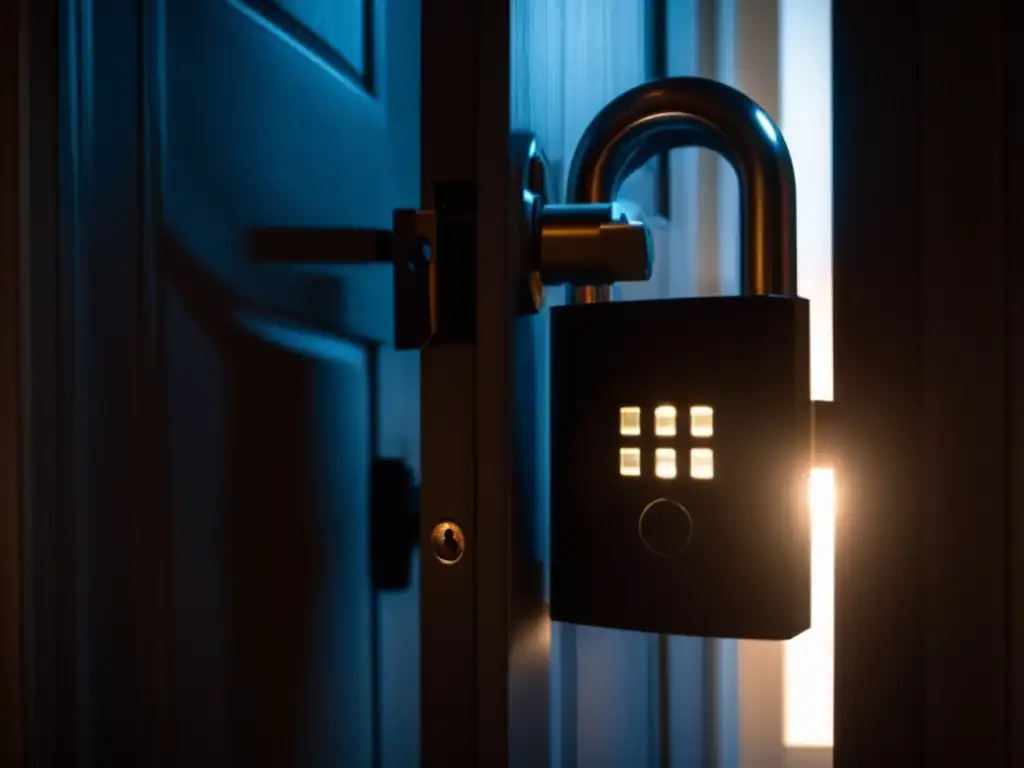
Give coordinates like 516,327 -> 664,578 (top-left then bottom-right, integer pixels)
638,498 -> 693,557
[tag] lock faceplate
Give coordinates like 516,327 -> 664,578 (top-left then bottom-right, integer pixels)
549,294 -> 812,640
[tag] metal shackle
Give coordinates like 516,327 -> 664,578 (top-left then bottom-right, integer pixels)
566,76 -> 798,298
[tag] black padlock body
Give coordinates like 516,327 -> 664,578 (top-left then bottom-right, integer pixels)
550,295 -> 811,640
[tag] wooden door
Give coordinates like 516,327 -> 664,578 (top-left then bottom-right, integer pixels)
158,0 -> 422,764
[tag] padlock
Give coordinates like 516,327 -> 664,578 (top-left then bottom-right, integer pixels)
547,77 -> 812,640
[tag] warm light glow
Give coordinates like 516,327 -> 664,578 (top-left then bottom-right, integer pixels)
619,447 -> 641,476
689,448 -> 714,479
620,406 -> 642,436
655,448 -> 677,479
654,405 -> 677,436
784,467 -> 835,747
689,405 -> 714,437
781,0 -> 834,752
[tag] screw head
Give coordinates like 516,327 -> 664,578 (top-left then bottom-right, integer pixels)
429,521 -> 465,565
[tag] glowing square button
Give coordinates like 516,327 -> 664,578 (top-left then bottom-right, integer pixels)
620,447 -> 641,476
690,405 -> 714,437
690,448 -> 714,479
654,405 -> 677,436
655,448 -> 677,479
620,406 -> 641,436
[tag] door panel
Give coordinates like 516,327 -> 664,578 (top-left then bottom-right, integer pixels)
159,0 -> 419,762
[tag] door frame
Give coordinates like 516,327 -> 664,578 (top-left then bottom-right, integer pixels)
2,0 -> 172,763
0,1 -> 31,761
418,0 -> 551,764
1,0 -> 72,763
832,0 -> 1020,766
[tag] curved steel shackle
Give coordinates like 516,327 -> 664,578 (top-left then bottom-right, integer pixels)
566,76 -> 798,297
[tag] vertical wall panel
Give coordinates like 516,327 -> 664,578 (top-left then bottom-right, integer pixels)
720,1 -> 785,766
660,2 -> 712,767
511,2 -> 688,765
780,1 -> 835,765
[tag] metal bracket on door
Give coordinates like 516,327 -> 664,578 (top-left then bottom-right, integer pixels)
249,182 -> 480,349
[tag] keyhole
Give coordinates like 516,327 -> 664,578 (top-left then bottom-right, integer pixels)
430,521 -> 465,565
